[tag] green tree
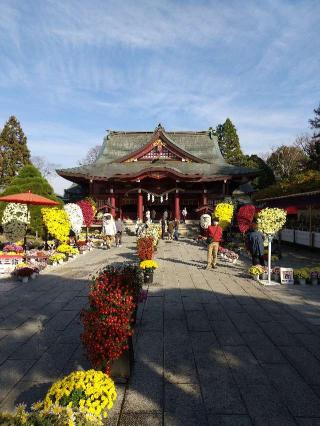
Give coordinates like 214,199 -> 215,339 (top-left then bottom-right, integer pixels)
0,116 -> 31,188
0,164 -> 61,235
241,154 -> 275,189
266,145 -> 308,179
216,118 -> 244,165
253,170 -> 320,200
307,104 -> 320,170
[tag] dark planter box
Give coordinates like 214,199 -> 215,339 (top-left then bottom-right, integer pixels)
144,271 -> 154,284
110,336 -> 134,383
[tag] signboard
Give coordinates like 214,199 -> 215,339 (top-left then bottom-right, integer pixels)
280,267 -> 294,285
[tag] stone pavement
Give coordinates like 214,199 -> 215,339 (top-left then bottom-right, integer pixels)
1,238 -> 320,425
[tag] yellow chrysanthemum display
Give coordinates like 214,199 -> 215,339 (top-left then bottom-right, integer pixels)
56,243 -> 79,255
43,370 -> 117,423
257,208 -> 287,235
213,202 -> 234,229
41,208 -> 71,242
140,260 -> 159,270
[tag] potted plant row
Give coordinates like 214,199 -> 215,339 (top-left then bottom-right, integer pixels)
294,268 -> 320,285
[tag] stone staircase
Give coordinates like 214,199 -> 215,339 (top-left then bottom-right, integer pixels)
123,219 -> 199,238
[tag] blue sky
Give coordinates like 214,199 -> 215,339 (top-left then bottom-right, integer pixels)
0,0 -> 319,193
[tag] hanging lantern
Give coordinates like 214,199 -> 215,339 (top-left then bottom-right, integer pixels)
152,194 -> 155,202
165,193 -> 168,200
147,193 -> 150,201
160,196 -> 163,203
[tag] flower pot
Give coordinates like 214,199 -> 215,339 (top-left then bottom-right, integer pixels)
261,273 -> 268,281
253,274 -> 260,281
298,278 -> 306,285
144,270 -> 154,284
110,336 -> 134,382
52,261 -> 58,267
311,278 -> 318,286
272,273 -> 280,282
31,272 -> 37,280
22,276 -> 29,283
58,260 -> 64,264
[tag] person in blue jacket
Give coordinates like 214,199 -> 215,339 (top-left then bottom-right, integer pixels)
247,222 -> 265,266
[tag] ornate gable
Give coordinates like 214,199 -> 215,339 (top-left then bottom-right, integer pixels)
119,129 -> 205,164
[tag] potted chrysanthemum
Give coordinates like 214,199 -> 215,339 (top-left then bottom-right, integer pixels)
294,268 -> 308,285
140,260 -> 158,283
248,265 -> 264,281
310,271 -> 319,285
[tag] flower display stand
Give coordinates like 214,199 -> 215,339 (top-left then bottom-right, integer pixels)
110,336 -> 134,382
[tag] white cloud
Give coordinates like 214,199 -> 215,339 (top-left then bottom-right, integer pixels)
0,0 -> 319,179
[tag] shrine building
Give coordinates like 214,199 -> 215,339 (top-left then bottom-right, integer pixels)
57,124 -> 257,220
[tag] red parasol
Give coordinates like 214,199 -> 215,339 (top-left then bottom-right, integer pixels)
0,190 -> 59,206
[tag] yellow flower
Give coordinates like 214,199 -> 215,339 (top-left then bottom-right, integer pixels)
213,202 -> 234,229
43,369 -> 117,422
42,208 -> 71,242
140,260 -> 158,269
257,208 -> 287,235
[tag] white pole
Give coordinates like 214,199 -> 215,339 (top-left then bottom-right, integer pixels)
268,235 -> 272,284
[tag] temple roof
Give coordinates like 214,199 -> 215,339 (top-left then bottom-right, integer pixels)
57,126 -> 257,182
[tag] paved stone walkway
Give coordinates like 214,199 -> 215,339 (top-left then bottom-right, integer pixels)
1,238 -> 320,425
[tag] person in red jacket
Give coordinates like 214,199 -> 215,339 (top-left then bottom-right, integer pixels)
206,217 -> 223,269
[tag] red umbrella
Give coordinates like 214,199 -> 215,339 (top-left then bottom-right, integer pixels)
0,190 -> 60,254
0,190 -> 59,206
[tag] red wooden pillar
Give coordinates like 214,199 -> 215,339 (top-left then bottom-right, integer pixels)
137,190 -> 143,220
174,191 -> 180,220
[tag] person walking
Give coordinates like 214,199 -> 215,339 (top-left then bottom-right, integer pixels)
102,213 -> 117,249
168,220 -> 175,240
161,217 -> 167,240
247,222 -> 265,266
182,207 -> 187,223
115,217 -> 123,247
151,209 -> 156,222
174,218 -> 180,240
206,217 -> 223,269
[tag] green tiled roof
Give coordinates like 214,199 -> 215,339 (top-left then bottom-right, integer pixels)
57,128 -> 257,181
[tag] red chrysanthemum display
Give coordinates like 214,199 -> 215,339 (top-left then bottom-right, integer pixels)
81,266 -> 142,376
77,200 -> 94,227
137,237 -> 154,260
236,204 -> 256,233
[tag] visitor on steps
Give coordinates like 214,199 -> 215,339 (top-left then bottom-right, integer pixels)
174,218 -> 180,240
102,213 -> 117,249
247,222 -> 265,266
182,207 -> 187,223
206,217 -> 223,269
115,217 -> 123,247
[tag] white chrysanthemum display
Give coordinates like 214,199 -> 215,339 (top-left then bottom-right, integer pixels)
200,214 -> 211,229
64,203 -> 84,236
257,208 -> 287,235
2,203 -> 29,242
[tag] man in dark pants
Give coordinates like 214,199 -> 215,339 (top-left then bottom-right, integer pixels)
247,222 -> 265,266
